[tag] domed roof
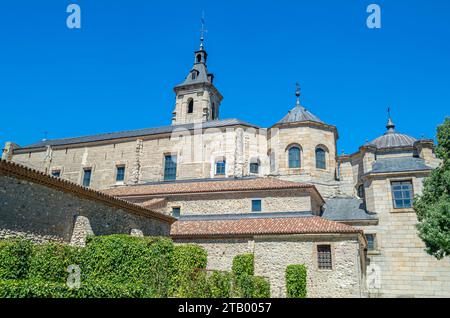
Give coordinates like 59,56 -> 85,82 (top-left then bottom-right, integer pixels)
367,117 -> 417,149
276,84 -> 324,125
277,105 -> 324,125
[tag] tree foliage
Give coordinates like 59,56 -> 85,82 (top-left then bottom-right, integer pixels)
414,117 -> 450,259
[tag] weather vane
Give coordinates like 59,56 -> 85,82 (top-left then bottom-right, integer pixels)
200,11 -> 207,50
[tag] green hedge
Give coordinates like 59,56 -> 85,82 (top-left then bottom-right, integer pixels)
169,244 -> 208,297
79,235 -> 173,297
28,243 -> 79,283
0,279 -> 154,298
0,239 -> 33,280
209,270 -> 232,298
285,264 -> 307,298
231,254 -> 270,298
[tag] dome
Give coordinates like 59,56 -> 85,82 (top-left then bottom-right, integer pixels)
277,105 -> 324,125
367,117 -> 416,149
276,84 -> 324,125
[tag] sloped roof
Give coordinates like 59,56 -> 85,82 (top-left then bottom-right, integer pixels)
322,197 -> 377,222
366,117 -> 417,149
370,157 -> 432,174
174,62 -> 211,88
105,177 -> 322,200
19,118 -> 258,150
277,105 -> 324,125
171,214 -> 361,238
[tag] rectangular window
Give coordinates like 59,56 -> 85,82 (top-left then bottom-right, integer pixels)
317,245 -> 332,270
116,166 -> 125,182
250,163 -> 259,174
252,199 -> 262,212
164,155 -> 177,181
82,169 -> 92,187
391,181 -> 413,209
51,170 -> 61,178
216,161 -> 226,175
172,207 -> 181,218
365,234 -> 377,251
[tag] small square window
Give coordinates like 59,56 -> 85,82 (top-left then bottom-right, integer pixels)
365,234 -> 377,251
51,170 -> 61,178
250,163 -> 259,174
116,166 -> 125,182
317,245 -> 332,270
172,207 -> 181,218
252,199 -> 262,212
83,169 -> 92,187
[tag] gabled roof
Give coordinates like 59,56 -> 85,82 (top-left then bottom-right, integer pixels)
370,157 -> 432,174
105,177 -> 323,201
170,213 -> 362,238
322,197 -> 377,222
18,118 -> 258,150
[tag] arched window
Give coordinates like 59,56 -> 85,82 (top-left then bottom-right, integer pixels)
288,146 -> 301,168
196,54 -> 202,63
315,148 -> 326,169
187,99 -> 194,114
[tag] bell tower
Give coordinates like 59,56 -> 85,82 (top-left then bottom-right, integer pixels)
171,17 -> 223,125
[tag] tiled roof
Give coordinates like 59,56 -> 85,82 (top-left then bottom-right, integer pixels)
322,197 -> 378,222
105,177 -> 321,199
170,214 -> 361,238
19,119 -> 259,150
0,159 -> 175,224
370,157 -> 432,174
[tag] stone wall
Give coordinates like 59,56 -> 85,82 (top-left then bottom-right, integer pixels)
0,174 -> 171,245
175,234 -> 363,298
362,174 -> 450,297
141,190 -> 318,216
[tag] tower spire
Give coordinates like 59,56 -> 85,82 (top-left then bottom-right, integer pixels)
199,11 -> 207,51
386,107 -> 395,133
295,83 -> 301,107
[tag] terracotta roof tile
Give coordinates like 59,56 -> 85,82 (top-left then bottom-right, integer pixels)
170,215 -> 361,238
105,177 -> 320,198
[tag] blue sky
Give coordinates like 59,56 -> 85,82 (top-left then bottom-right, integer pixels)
0,0 -> 449,154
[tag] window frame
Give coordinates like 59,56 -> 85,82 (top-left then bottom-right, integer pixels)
391,180 -> 414,209
51,170 -> 61,178
365,233 -> 377,252
187,99 -> 194,114
251,199 -> 262,212
288,146 -> 301,169
316,244 -> 333,270
250,162 -> 259,174
215,160 -> 226,175
82,168 -> 92,187
315,147 -> 327,170
115,165 -> 126,182
172,207 -> 181,218
164,155 -> 177,181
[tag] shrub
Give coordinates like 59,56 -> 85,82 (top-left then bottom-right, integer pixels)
28,243 -> 80,283
232,254 -> 254,280
170,244 -> 207,297
0,239 -> 33,280
0,279 -> 154,298
285,264 -> 307,298
209,270 -> 232,298
79,235 -> 173,297
252,276 -> 271,298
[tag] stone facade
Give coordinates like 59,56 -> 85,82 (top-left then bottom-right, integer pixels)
0,163 -> 173,246
175,234 -> 363,298
131,189 -> 321,217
